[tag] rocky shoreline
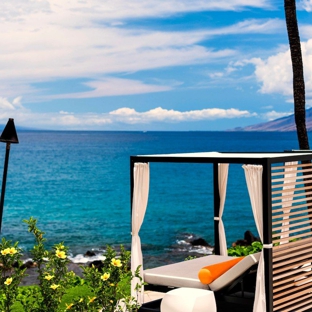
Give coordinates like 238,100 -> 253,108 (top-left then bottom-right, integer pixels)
19,230 -> 259,286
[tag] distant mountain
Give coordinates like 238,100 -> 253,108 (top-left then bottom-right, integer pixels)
231,108 -> 312,131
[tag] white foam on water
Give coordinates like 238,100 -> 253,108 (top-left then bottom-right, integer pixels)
176,240 -> 190,245
69,254 -> 106,264
189,246 -> 213,255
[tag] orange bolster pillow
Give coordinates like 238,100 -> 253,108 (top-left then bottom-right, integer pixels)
198,257 -> 244,284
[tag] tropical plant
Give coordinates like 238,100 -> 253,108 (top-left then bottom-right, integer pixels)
227,241 -> 263,257
66,245 -> 142,312
0,238 -> 26,312
19,217 -> 80,312
0,217 -> 143,312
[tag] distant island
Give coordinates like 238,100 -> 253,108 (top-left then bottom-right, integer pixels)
231,108 -> 312,131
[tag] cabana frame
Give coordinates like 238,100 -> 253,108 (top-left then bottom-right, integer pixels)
130,151 -> 312,312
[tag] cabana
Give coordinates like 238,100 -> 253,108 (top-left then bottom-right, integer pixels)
130,151 -> 312,312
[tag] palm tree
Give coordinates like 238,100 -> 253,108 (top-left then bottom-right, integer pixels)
284,0 -> 309,149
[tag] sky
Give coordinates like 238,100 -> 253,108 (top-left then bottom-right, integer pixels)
1,0 -> 312,131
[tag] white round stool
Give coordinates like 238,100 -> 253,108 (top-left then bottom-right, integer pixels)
160,287 -> 216,312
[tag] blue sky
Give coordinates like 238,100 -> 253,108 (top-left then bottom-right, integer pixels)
1,0 -> 312,130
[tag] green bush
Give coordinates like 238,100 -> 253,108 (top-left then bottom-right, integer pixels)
227,241 -> 263,257
0,217 -> 143,312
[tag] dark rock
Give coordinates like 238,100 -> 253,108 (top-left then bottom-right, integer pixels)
244,230 -> 259,244
12,261 -> 37,269
89,260 -> 104,270
84,250 -> 96,257
190,238 -> 210,247
21,261 -> 37,270
232,230 -> 259,247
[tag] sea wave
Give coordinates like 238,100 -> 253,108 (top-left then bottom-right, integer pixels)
175,239 -> 213,254
21,253 -> 107,265
68,254 -> 106,264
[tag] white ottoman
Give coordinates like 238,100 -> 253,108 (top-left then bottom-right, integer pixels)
160,287 -> 216,312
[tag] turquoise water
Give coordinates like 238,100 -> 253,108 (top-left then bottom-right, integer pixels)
0,131 -> 301,266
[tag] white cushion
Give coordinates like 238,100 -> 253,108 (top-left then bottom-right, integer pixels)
144,252 -> 261,291
160,287 -> 216,312
144,255 -> 233,289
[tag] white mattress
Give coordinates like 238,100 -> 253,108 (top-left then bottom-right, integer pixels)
144,255 -> 234,290
143,253 -> 260,291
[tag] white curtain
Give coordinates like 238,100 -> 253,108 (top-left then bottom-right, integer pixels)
218,163 -> 229,256
131,162 -> 150,305
243,164 -> 266,312
280,161 -> 298,243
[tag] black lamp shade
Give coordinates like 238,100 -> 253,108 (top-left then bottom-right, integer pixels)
0,119 -> 19,144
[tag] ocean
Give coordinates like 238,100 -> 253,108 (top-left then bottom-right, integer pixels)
0,131 -> 302,267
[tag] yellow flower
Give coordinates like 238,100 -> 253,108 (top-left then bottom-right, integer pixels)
8,247 -> 17,255
1,249 -> 9,256
58,244 -> 65,250
1,248 -> 18,256
55,250 -> 66,259
66,303 -> 74,310
109,283 -> 115,287
100,272 -> 110,281
111,258 -> 122,267
44,274 -> 54,281
50,284 -> 60,290
89,296 -> 96,303
4,277 -> 12,286
78,298 -> 83,303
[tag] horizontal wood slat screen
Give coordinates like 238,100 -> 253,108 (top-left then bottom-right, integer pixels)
272,184 -> 312,195
272,167 -> 312,177
273,188 -> 312,201
271,162 -> 312,312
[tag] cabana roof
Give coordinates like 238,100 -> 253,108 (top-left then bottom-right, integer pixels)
131,151 -> 312,164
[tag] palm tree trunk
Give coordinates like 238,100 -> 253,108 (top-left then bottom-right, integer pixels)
284,0 -> 309,149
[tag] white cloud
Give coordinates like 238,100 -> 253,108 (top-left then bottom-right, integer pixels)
249,40 -> 312,99
109,106 -> 256,124
14,1 -> 272,22
209,72 -> 224,78
0,97 -> 17,110
0,97 -> 25,111
298,0 -> 312,12
0,0 -> 283,100
1,18 -> 267,83
252,53 -> 292,96
44,78 -> 173,99
209,18 -> 283,36
0,97 -> 31,124
300,25 -> 312,40
0,98 -> 256,129
1,0 -> 50,21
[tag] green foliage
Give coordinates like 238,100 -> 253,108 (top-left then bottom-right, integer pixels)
67,245 -> 141,312
227,241 -> 263,257
21,217 -> 77,312
0,217 -> 142,312
0,238 -> 26,312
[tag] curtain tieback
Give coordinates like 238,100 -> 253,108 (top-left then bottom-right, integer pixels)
214,217 -> 220,221
263,243 -> 273,249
